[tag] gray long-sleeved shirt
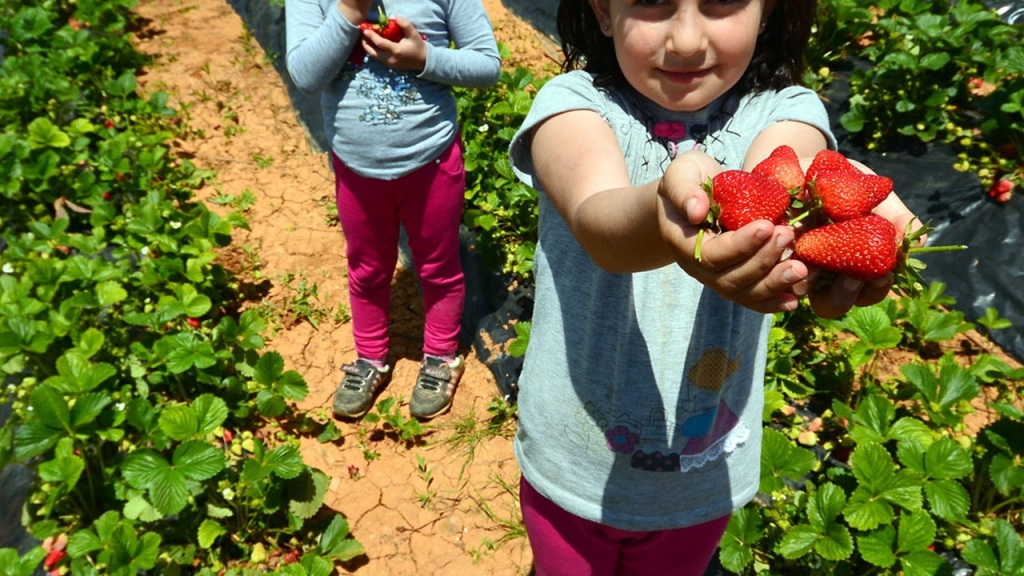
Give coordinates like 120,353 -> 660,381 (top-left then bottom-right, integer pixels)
285,0 -> 500,179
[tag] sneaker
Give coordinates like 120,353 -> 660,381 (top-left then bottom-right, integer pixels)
332,359 -> 391,419
410,355 -> 465,420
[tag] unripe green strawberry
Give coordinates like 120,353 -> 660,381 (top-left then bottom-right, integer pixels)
794,214 -> 898,281
812,171 -> 893,222
752,145 -> 805,192
704,170 -> 791,231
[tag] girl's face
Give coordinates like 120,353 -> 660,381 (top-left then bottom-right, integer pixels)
590,0 -> 772,112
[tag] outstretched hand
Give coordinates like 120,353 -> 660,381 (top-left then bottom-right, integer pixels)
657,151 -> 812,315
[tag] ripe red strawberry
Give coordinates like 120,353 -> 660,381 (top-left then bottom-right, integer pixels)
793,214 -> 898,281
752,145 -> 805,192
363,7 -> 403,42
812,171 -> 893,222
704,170 -> 791,231
348,8 -> 402,65
43,549 -> 67,569
694,170 -> 790,261
805,149 -> 859,183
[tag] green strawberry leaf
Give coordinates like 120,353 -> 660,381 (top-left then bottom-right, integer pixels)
159,404 -> 198,441
779,525 -> 820,559
288,468 -> 330,520
255,351 -> 285,386
989,453 -> 1024,496
760,428 -> 817,492
71,392 -> 112,428
849,395 -> 895,445
38,437 -> 84,488
899,550 -> 947,576
896,510 -> 936,555
264,444 -> 304,479
0,546 -> 47,576
174,439 -> 225,481
718,507 -> 762,572
924,479 -> 970,522
318,515 -> 365,562
858,526 -> 898,568
192,394 -> 229,436
197,519 -> 226,549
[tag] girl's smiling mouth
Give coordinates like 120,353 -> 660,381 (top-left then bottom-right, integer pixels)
660,68 -> 711,84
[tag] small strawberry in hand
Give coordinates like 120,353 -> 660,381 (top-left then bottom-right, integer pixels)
361,7 -> 403,42
347,7 -> 403,65
695,170 -> 791,260
812,171 -> 893,222
752,145 -> 805,192
794,214 -> 899,281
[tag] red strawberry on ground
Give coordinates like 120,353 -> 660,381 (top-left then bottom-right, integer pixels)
794,214 -> 899,281
812,171 -> 893,222
752,145 -> 805,192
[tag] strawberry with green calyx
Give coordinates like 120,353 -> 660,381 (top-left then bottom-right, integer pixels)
810,170 -> 893,222
752,145 -> 805,193
794,214 -> 899,282
347,6 -> 402,65
361,6 -> 403,42
794,215 -> 967,292
694,170 -> 791,261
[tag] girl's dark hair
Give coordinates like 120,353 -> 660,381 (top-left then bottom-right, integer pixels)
557,0 -> 819,93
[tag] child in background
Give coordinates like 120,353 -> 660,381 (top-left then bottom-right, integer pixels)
508,0 -> 919,574
285,0 -> 500,420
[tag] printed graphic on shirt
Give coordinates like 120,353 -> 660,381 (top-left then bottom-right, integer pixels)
564,348 -> 749,474
352,67 -> 421,125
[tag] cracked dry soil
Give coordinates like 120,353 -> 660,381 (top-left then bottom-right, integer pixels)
130,0 -> 561,574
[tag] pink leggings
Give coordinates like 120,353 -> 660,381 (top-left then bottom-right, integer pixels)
521,477 -> 730,576
332,139 -> 466,361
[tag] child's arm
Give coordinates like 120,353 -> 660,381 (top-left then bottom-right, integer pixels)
531,110 -> 807,314
285,0 -> 370,93
361,3 -> 500,88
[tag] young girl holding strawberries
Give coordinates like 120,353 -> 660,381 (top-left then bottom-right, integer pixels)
508,0 -> 920,573
284,1 -> 499,420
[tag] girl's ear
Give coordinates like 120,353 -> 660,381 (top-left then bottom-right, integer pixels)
588,0 -> 613,37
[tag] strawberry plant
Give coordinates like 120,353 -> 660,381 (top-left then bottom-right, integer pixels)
0,0 -> 364,572
455,52 -> 544,281
719,281 -> 1024,575
808,0 -> 1024,197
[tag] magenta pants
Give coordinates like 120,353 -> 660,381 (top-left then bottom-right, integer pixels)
521,476 -> 731,576
331,138 -> 466,361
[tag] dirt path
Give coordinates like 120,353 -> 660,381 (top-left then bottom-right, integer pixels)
131,1 -> 558,573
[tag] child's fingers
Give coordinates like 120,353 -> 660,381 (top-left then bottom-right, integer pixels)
677,223 -> 808,311
806,274 -> 893,319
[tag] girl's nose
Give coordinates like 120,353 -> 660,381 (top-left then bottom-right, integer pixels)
665,11 -> 707,56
